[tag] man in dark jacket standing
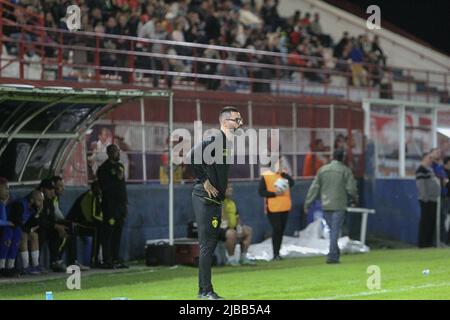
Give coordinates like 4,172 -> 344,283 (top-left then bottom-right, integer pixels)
187,106 -> 243,300
416,151 -> 441,248
97,144 -> 128,269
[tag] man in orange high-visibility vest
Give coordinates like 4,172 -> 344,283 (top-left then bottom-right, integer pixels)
258,167 -> 294,261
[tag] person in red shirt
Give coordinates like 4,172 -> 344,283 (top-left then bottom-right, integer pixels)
302,139 -> 327,177
300,12 -> 311,28
288,44 -> 306,67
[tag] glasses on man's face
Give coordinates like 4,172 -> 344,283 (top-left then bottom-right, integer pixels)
227,118 -> 243,125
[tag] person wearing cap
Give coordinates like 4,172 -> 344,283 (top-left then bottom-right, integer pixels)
96,144 -> 128,269
304,148 -> 358,264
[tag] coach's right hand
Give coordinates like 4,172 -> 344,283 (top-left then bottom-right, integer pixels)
204,179 -> 219,198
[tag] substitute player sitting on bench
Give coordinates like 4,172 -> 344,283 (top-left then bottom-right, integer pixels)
219,185 -> 255,266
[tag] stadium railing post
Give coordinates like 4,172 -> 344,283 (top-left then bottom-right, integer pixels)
95,35 -> 100,83
128,40 -> 135,84
57,33 -> 63,81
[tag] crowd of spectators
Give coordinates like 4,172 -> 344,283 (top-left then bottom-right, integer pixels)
1,0 -> 387,90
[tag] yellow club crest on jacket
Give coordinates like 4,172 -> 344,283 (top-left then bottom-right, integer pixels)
211,216 -> 219,228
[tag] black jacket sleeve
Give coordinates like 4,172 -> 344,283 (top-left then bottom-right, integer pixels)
66,193 -> 84,223
96,164 -> 109,195
187,139 -> 209,184
281,172 -> 295,187
97,162 -> 128,209
258,177 -> 277,198
96,165 -> 104,190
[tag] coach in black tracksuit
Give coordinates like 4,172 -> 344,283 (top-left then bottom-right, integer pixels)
97,144 -> 128,269
188,106 -> 243,300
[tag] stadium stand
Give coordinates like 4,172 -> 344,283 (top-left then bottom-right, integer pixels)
2,0 -> 448,103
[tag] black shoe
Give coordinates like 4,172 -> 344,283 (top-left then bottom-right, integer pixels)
2,268 -> 20,278
326,259 -> 340,264
114,262 -> 129,269
92,262 -> 104,269
100,262 -> 116,269
52,261 -> 66,272
272,255 -> 282,261
200,291 -> 224,300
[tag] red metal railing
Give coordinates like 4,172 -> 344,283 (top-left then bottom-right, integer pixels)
0,0 -> 45,79
0,20 -> 448,103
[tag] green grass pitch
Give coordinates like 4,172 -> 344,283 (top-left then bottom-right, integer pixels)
1,248 -> 449,300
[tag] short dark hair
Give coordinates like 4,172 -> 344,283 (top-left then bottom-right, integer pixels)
52,175 -> 63,184
333,148 -> 345,162
444,156 -> 450,165
106,144 -> 118,153
219,106 -> 239,122
310,139 -> 323,151
39,178 -> 55,190
0,177 -> 8,185
220,106 -> 239,115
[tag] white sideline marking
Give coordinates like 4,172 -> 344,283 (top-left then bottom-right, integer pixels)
309,282 -> 450,300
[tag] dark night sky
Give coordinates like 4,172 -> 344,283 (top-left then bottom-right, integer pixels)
327,0 -> 450,56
